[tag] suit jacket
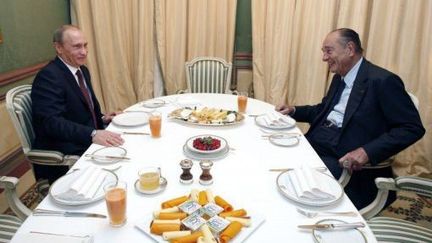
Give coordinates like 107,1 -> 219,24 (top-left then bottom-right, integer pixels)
32,57 -> 104,155
293,59 -> 425,165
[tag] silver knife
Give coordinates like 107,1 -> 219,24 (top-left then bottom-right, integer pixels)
84,154 -> 130,160
297,222 -> 365,230
33,209 -> 107,218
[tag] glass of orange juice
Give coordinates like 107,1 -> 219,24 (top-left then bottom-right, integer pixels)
104,181 -> 127,227
237,91 -> 248,113
149,111 -> 162,138
138,167 -> 161,191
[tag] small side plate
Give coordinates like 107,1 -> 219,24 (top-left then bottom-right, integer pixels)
134,177 -> 167,195
142,99 -> 166,108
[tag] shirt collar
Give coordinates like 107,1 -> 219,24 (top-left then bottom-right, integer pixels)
341,57 -> 363,88
58,56 -> 81,77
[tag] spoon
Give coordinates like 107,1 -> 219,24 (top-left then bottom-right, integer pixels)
296,208 -> 357,218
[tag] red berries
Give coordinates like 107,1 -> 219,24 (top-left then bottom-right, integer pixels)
193,136 -> 221,151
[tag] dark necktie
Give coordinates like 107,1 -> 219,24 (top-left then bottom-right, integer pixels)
329,78 -> 346,110
76,70 -> 98,129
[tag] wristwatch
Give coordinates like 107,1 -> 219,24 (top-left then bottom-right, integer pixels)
91,129 -> 97,137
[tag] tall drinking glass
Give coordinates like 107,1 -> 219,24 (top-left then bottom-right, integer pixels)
237,91 -> 248,113
104,181 -> 127,227
149,111 -> 162,138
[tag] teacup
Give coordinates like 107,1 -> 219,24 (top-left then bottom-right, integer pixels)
138,167 -> 161,191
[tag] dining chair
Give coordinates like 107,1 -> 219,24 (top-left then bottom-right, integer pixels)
0,176 -> 32,242
5,85 -> 79,187
180,57 -> 236,94
337,92 -> 421,188
362,176 -> 432,242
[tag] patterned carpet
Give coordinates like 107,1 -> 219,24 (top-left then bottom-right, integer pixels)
378,190 -> 432,229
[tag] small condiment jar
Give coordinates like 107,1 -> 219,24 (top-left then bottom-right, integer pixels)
199,160 -> 214,185
179,159 -> 193,184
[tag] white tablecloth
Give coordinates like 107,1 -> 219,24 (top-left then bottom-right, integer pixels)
12,93 -> 377,243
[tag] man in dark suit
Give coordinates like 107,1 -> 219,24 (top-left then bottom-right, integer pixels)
32,25 -> 124,183
276,28 -> 425,209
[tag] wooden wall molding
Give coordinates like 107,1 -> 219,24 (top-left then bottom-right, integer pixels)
0,61 -> 49,87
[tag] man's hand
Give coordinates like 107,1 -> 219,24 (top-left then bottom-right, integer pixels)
92,130 -> 124,147
338,147 -> 369,174
102,111 -> 122,124
275,104 -> 295,115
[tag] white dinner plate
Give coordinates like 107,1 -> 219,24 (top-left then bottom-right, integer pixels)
186,134 -> 227,154
142,99 -> 166,108
135,212 -> 265,243
89,146 -> 127,164
312,219 -> 367,243
255,114 -> 296,130
268,133 -> 300,147
112,112 -> 149,127
276,170 -> 343,207
49,169 -> 118,206
183,144 -> 230,161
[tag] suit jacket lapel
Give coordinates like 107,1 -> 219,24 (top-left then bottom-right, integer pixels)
53,57 -> 89,107
341,60 -> 369,129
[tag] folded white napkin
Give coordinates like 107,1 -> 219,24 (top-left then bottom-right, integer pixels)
13,232 -> 93,243
263,112 -> 295,127
286,167 -> 336,200
55,166 -> 107,201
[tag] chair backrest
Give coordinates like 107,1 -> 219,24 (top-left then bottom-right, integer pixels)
185,57 -> 233,94
5,85 -> 34,154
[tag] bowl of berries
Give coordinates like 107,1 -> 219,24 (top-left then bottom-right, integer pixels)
186,135 -> 227,154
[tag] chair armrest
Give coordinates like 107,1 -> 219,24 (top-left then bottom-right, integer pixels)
0,176 -> 32,220
395,176 -> 432,198
360,176 -> 432,219
27,149 -> 64,164
27,150 -> 79,168
338,169 -> 351,188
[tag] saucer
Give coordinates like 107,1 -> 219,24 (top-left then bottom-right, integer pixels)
135,177 -> 167,195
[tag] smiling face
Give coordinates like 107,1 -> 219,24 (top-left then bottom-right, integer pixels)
54,28 -> 88,68
321,31 -> 357,76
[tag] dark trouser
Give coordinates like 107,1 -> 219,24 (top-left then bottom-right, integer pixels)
306,124 -> 396,209
33,164 -> 69,184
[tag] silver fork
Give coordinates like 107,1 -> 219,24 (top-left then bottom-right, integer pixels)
296,208 -> 357,218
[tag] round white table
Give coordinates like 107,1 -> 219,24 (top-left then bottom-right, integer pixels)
12,93 -> 377,243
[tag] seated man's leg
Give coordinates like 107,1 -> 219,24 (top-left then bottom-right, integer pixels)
344,166 -> 395,209
33,164 -> 69,184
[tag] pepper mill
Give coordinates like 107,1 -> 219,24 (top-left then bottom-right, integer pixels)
179,159 -> 193,184
199,160 -> 214,185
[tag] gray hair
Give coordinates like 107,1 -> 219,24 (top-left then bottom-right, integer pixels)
52,25 -> 80,43
332,28 -> 364,54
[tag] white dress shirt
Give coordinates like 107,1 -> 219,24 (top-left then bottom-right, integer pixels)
326,58 -> 363,127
